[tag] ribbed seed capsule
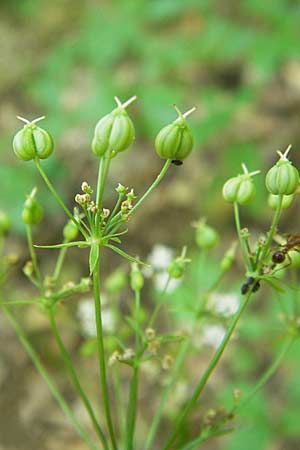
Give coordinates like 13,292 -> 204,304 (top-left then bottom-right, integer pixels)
268,193 -> 294,210
265,147 -> 299,195
22,188 -> 43,225
222,164 -> 260,205
155,106 -> 195,163
0,211 -> 11,235
13,116 -> 54,161
92,96 -> 136,158
194,220 -> 219,249
167,247 -> 190,279
63,220 -> 79,241
130,263 -> 144,291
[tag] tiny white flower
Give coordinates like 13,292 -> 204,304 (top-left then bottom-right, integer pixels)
201,324 -> 226,349
148,244 -> 174,271
209,292 -> 240,317
155,272 -> 181,293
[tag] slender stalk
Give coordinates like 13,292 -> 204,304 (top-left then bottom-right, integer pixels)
107,159 -> 172,233
233,336 -> 294,414
96,157 -> 105,208
34,158 -> 88,239
162,288 -> 253,450
125,289 -> 141,450
233,202 -> 250,271
148,275 -> 171,328
26,224 -> 43,290
96,157 -> 111,210
258,195 -> 283,269
52,243 -> 68,285
112,365 -> 126,443
48,308 -> 109,450
93,254 -> 118,450
2,305 -> 99,450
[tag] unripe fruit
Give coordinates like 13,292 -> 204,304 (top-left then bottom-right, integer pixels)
22,188 -> 43,225
222,164 -> 260,205
195,222 -> 219,250
13,116 -> 54,161
63,220 -> 79,241
265,146 -> 299,195
155,106 -> 195,162
130,263 -> 144,291
92,96 -> 136,158
268,193 -> 294,210
167,247 -> 190,279
0,210 -> 11,235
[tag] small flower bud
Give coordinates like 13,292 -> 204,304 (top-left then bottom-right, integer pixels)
268,193 -> 294,210
92,96 -> 136,158
266,146 -> 299,195
130,263 -> 144,291
81,181 -> 93,194
116,183 -> 127,195
162,354 -> 174,370
222,163 -> 259,205
167,246 -> 190,279
23,260 -> 33,277
22,188 -> 43,225
155,106 -> 195,162
145,327 -> 156,341
193,219 -> 219,250
13,116 -> 54,161
0,210 -> 11,235
63,220 -> 79,241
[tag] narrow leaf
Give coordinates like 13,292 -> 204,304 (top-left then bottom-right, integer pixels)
89,244 -> 100,275
34,240 -> 89,249
105,244 -> 149,265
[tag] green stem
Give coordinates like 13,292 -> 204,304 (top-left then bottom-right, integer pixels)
258,195 -> 283,269
2,305 -> 99,450
26,224 -> 43,290
107,159 -> 172,233
34,158 -> 88,239
48,307 -> 109,450
96,157 -> 111,211
162,288 -> 253,450
148,275 -> 171,328
233,202 -> 250,271
112,366 -> 126,443
52,242 -> 68,285
125,289 -> 141,450
93,254 -> 118,450
233,336 -> 294,414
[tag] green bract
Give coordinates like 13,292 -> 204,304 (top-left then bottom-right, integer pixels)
268,193 -> 294,210
222,164 -> 260,205
22,188 -> 43,225
13,116 -> 54,161
265,147 -> 299,195
155,106 -> 195,162
92,96 -> 136,158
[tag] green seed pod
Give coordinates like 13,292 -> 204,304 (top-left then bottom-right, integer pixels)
222,164 -> 260,205
265,146 -> 299,195
220,243 -> 237,272
130,263 -> 144,291
22,188 -> 43,225
0,210 -> 11,235
63,220 -> 79,241
13,116 -> 54,161
92,96 -> 136,158
194,220 -> 219,250
268,193 -> 294,210
167,247 -> 190,279
155,106 -> 195,162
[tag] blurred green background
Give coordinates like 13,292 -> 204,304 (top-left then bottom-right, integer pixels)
1,1 -> 300,449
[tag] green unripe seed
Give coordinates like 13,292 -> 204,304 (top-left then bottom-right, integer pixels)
0,210 -> 11,235
130,264 -> 144,291
167,258 -> 185,278
155,119 -> 194,162
22,189 -> 43,225
268,193 -> 294,210
195,223 -> 219,249
13,117 -> 54,161
265,159 -> 299,195
63,220 -> 79,241
220,244 -> 236,272
92,97 -> 136,158
222,176 -> 256,205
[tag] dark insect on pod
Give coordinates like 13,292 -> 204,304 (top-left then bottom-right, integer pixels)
241,276 -> 255,295
252,281 -> 261,292
172,160 -> 183,166
272,251 -> 285,264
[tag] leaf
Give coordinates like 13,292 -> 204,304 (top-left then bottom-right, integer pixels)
34,240 -> 89,249
105,244 -> 149,266
89,244 -> 100,274
262,276 -> 286,293
109,237 -> 122,244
